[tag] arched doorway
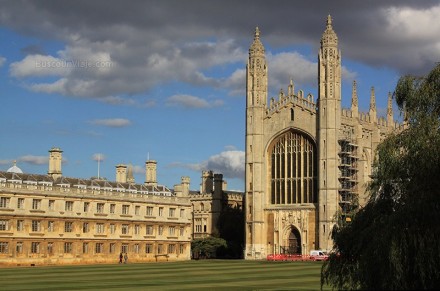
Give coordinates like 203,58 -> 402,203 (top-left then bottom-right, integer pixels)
287,227 -> 301,254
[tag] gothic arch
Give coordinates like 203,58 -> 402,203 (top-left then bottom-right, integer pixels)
282,225 -> 302,254
267,129 -> 318,205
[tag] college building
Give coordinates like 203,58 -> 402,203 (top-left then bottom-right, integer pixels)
244,16 -> 403,259
0,147 -> 245,266
190,170 -> 243,239
0,147 -> 193,266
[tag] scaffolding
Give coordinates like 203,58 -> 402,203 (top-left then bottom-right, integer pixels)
338,133 -> 359,222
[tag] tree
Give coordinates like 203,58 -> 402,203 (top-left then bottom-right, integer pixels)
321,64 -> 440,290
216,204 -> 244,258
191,237 -> 227,259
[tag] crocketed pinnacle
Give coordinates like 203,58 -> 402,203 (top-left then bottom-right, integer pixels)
387,92 -> 393,116
249,26 -> 265,57
321,14 -> 338,47
351,80 -> 358,108
370,86 -> 376,112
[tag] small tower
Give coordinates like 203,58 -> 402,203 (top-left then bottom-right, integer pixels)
174,176 -> 191,197
48,147 -> 63,180
351,80 -> 359,118
213,173 -> 224,200
115,164 -> 127,183
201,170 -> 213,194
369,86 -> 377,123
387,92 -> 393,126
145,160 -> 157,187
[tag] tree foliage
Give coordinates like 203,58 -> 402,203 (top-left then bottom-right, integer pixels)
321,64 -> 440,290
216,204 -> 245,258
191,237 -> 227,259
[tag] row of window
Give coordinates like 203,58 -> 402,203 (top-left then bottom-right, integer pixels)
0,241 -> 185,255
194,218 -> 208,233
0,219 -> 185,236
0,197 -> 184,218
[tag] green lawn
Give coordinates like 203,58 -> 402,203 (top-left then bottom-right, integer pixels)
1,260 -> 331,290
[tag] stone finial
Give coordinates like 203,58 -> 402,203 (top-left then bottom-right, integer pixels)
327,15 -> 332,28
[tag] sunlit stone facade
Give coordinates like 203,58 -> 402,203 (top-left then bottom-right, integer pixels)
245,16 -> 403,259
190,170 -> 243,239
0,148 -> 192,266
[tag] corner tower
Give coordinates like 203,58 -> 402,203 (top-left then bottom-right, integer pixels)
245,27 -> 268,259
318,15 -> 341,250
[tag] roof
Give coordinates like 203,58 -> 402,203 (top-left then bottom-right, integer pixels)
0,171 -> 173,197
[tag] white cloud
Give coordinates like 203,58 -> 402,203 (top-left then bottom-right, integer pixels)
224,145 -> 237,151
176,150 -> 245,181
385,6 -> 440,41
19,155 -> 48,165
268,52 -> 317,92
89,118 -> 131,127
30,78 -> 68,94
10,54 -> 71,77
0,56 -> 6,67
97,96 -> 137,106
132,165 -> 145,175
224,68 -> 246,96
0,159 -> 12,166
165,94 -> 223,109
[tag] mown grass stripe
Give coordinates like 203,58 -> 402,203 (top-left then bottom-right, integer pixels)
2,260 -> 330,290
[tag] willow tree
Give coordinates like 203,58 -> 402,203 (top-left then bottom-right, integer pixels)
321,64 -> 440,290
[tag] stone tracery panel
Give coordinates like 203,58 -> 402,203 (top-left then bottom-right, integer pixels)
269,131 -> 317,205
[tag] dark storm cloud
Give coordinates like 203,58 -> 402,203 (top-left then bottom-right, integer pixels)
1,0 -> 439,99
20,45 -> 46,56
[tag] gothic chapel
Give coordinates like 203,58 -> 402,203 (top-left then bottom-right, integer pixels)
244,16 -> 401,260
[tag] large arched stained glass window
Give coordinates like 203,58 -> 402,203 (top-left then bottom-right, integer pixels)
270,131 -> 317,204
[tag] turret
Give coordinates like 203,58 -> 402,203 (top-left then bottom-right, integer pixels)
201,170 -> 213,194
115,164 -> 127,183
213,173 -> 223,200
48,147 -> 63,180
145,160 -> 157,187
174,176 -> 190,197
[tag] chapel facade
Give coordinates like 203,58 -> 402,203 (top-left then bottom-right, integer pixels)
244,16 -> 402,259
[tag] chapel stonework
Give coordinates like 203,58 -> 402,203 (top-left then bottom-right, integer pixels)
244,16 -> 402,260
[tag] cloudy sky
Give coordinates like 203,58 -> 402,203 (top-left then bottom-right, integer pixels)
1,0 -> 439,191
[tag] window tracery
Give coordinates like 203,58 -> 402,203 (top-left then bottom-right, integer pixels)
269,131 -> 317,204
